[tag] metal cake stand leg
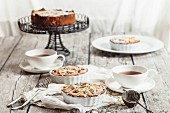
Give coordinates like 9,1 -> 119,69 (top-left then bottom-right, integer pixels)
45,32 -> 70,56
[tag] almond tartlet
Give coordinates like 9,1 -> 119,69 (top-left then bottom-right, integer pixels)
110,36 -> 140,51
61,82 -> 106,106
50,66 -> 88,84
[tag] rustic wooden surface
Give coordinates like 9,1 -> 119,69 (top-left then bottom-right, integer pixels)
0,33 -> 169,113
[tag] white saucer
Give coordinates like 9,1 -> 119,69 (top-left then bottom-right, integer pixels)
92,35 -> 164,54
19,60 -> 63,73
105,77 -> 155,93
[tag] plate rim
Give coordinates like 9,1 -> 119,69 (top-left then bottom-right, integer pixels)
105,77 -> 155,93
19,60 -> 63,74
19,62 -> 49,73
92,34 -> 164,54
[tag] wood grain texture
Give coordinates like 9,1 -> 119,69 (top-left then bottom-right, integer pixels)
0,35 -> 24,113
132,48 -> 170,112
0,34 -> 48,113
0,36 -> 22,70
1,33 -> 167,113
11,34 -> 48,113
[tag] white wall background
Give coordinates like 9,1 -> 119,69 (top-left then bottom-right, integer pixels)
0,0 -> 170,48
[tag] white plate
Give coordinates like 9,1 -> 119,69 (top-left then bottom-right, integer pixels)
105,77 -> 155,93
19,60 -> 63,74
92,35 -> 164,54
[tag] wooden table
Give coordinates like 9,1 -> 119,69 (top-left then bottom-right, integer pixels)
0,32 -> 170,113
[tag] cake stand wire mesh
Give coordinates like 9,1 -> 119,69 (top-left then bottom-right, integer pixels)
18,14 -> 89,56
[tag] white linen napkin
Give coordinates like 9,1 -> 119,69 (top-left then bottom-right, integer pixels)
80,65 -> 113,83
18,65 -> 119,113
33,83 -> 118,113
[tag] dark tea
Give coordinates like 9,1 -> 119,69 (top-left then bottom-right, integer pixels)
33,54 -> 50,57
119,71 -> 142,75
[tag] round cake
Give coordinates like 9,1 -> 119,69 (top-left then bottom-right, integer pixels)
31,8 -> 76,27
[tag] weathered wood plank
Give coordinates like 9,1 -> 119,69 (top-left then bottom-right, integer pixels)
0,36 -> 22,70
28,32 -> 90,113
0,34 -> 48,113
132,48 -> 170,112
0,33 -> 155,113
10,34 -> 49,113
63,32 -> 89,65
89,33 -> 146,113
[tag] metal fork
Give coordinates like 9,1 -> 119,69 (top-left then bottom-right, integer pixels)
7,77 -> 52,109
36,77 -> 51,88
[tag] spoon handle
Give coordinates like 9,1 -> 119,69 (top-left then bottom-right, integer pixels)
137,102 -> 153,113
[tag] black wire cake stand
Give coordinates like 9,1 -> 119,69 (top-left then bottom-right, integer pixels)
18,14 -> 89,56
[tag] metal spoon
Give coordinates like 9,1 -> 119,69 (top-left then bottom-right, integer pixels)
122,90 -> 153,113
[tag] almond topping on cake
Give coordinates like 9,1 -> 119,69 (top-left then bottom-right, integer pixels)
62,82 -> 106,97
110,37 -> 140,44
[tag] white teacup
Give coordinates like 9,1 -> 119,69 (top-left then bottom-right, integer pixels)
25,49 -> 65,69
112,65 -> 155,88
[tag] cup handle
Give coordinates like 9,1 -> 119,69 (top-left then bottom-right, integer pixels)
56,54 -> 66,63
54,54 -> 65,68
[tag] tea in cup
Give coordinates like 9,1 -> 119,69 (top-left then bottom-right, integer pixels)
25,49 -> 65,69
112,65 -> 155,88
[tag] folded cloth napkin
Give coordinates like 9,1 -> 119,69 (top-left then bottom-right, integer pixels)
33,83 -> 118,113
10,65 -> 119,113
